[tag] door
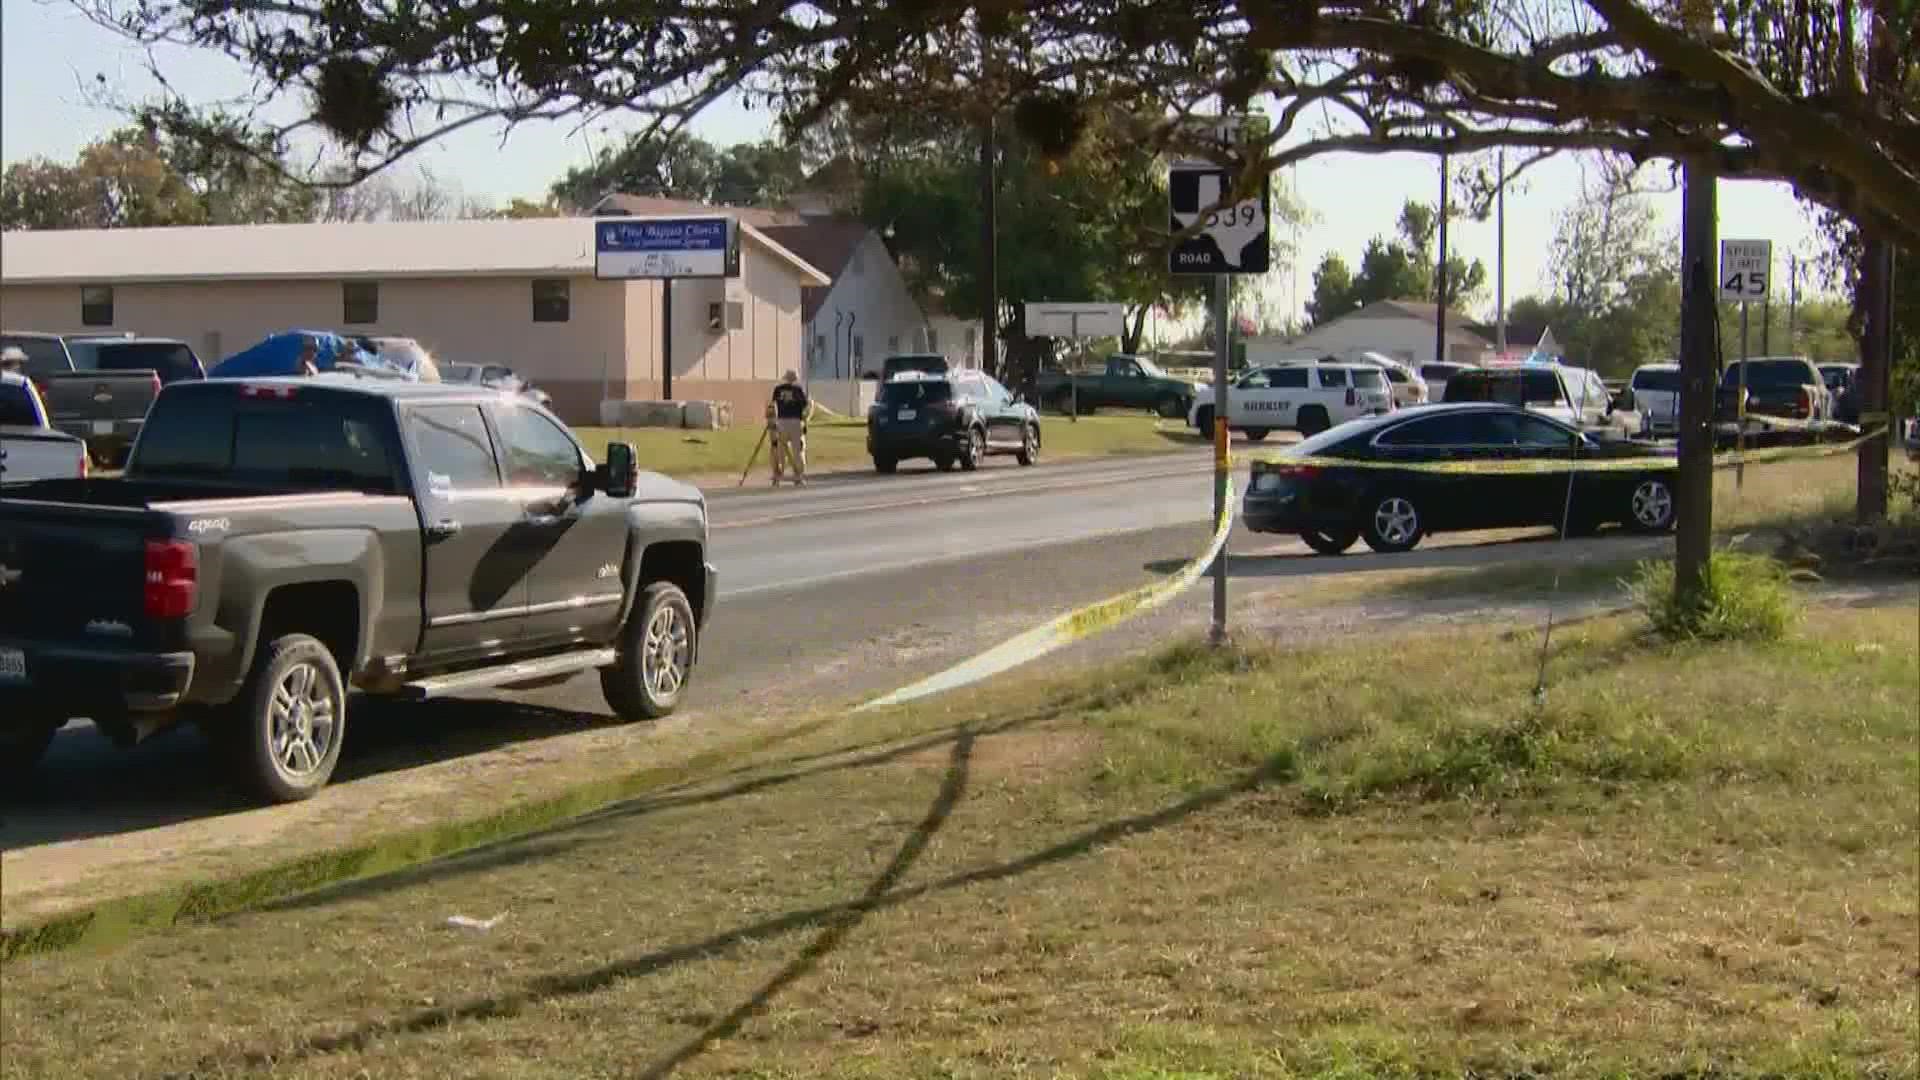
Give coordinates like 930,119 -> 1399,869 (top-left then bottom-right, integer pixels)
1368,412 -> 1503,532
1493,411 -> 1586,527
975,374 -> 1025,449
1105,357 -> 1145,405
1230,366 -> 1304,429
402,403 -> 531,664
491,401 -> 630,648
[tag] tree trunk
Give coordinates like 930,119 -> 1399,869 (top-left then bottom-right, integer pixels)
1674,156 -> 1718,613
1856,231 -> 1892,521
1121,305 -> 1148,354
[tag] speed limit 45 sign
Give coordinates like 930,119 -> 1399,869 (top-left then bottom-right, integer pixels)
1719,239 -> 1773,302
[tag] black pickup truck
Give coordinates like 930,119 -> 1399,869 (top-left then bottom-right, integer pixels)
0,376 -> 716,802
0,332 -> 205,468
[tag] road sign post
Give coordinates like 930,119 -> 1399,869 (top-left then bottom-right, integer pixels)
1167,114 -> 1270,647
1721,239 -> 1771,491
1026,302 -> 1125,423
595,217 -> 742,399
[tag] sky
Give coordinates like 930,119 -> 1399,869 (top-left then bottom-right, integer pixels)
2,0 -> 1844,332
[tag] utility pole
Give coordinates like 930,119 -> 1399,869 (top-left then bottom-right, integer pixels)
1435,151 -> 1450,367
1495,149 -> 1508,356
1787,253 -> 1799,350
1210,272 -> 1230,646
978,27 -> 999,384
1675,158 -> 1718,611
1858,233 -> 1893,520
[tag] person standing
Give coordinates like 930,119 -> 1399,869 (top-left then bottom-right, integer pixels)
768,370 -> 811,486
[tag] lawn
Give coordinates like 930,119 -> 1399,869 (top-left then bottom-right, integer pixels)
571,413 -> 1197,483
4,596 -> 1914,1079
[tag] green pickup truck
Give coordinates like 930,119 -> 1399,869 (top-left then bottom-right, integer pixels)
1034,354 -> 1203,418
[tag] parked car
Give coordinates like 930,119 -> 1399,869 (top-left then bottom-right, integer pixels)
1715,356 -> 1833,434
1189,361 -> 1393,440
0,370 -> 89,484
0,377 -> 716,800
441,361 -> 554,408
0,331 -> 192,468
1243,403 -> 1680,555
1629,363 -> 1683,438
1419,361 -> 1478,402
1035,354 -> 1202,418
1337,351 -> 1429,408
867,369 -> 1040,473
1442,362 -> 1640,440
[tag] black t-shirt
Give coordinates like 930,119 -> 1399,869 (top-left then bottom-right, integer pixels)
771,383 -> 809,419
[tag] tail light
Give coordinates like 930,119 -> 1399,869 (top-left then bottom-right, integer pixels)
150,372 -> 162,396
1272,463 -> 1321,479
1797,387 -> 1812,418
143,539 -> 198,619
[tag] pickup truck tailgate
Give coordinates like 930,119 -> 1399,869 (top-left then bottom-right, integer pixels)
0,501 -> 163,646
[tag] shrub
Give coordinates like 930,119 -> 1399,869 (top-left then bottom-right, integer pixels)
1628,551 -> 1798,643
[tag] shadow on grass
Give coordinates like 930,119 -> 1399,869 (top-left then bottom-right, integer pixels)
1141,531 -> 1666,583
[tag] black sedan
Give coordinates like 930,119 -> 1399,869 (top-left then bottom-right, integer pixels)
1243,403 -> 1680,555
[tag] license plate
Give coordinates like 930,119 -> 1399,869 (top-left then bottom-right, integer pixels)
0,647 -> 25,684
91,420 -> 114,436
897,409 -> 916,420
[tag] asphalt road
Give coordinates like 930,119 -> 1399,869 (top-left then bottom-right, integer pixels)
1,444 -> 1663,896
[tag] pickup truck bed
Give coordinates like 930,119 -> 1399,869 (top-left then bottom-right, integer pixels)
2,377 -> 717,802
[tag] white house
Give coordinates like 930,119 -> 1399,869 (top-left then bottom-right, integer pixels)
1261,299 -> 1492,367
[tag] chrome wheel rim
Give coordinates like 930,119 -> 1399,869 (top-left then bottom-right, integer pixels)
970,430 -> 984,461
269,661 -> 336,778
1024,426 -> 1037,457
641,602 -> 691,699
1374,497 -> 1419,545
1632,480 -> 1673,527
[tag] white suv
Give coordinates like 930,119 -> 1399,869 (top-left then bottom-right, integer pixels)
1189,362 -> 1395,440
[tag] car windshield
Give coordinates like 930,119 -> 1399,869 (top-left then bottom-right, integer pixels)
95,342 -> 202,384
878,379 -> 953,406
1351,368 -> 1386,389
1632,368 -> 1682,393
1133,357 -> 1168,378
0,380 -> 38,425
1446,370 -> 1561,406
443,363 -> 479,382
1722,359 -> 1815,389
1819,366 -> 1855,387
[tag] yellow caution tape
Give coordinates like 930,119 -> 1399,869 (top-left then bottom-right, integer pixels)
1245,427 -> 1886,476
854,476 -> 1237,711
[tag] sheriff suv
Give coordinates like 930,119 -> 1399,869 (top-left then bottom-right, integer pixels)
867,369 -> 1041,472
1189,361 -> 1394,440
0,376 -> 716,801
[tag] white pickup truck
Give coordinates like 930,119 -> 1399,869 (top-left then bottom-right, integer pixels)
0,370 -> 89,484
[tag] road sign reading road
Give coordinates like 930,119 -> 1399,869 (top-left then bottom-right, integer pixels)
1718,238 -> 1773,302
1168,167 -> 1271,275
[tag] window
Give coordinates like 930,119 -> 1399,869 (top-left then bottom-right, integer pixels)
1113,360 -> 1142,378
1499,412 -> 1579,449
1377,412 -> 1507,446
342,282 -> 379,324
983,375 -> 1012,402
1632,368 -> 1682,393
532,279 -> 570,322
1237,369 -> 1272,389
95,342 -> 203,384
851,334 -> 865,362
494,403 -> 582,487
878,379 -> 952,406
134,387 -> 400,492
812,334 -> 827,367
0,380 -> 40,426
407,405 -> 500,492
80,286 -> 113,327
1351,368 -> 1387,390
1316,368 -> 1348,388
1722,359 -> 1817,390
1,335 -> 73,378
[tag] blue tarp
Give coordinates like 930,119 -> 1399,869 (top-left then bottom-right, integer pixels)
209,331 -> 419,380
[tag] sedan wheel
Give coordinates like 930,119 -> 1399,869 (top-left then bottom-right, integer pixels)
1016,423 -> 1039,466
1625,476 -> 1677,533
959,427 -> 984,472
1363,494 -> 1424,553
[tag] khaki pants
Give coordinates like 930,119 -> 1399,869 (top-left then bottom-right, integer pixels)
771,418 -> 806,482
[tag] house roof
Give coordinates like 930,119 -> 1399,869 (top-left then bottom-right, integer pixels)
758,220 -> 874,322
0,215 -> 830,288
1463,319 -> 1551,351
1325,299 -> 1494,344
591,193 -> 797,229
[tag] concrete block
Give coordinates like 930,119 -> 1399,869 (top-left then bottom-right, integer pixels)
682,400 -> 733,430
598,399 -> 687,428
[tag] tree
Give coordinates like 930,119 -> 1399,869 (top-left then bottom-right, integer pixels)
548,133 -> 806,211
75,2 -> 1920,248
1,125 -> 314,229
314,164 -> 482,222
1306,199 -> 1487,325
1547,159 -> 1666,312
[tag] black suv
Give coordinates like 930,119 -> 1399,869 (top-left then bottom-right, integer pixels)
867,370 -> 1042,473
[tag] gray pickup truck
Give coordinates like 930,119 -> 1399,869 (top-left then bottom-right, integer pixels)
0,376 -> 716,802
0,332 -> 206,468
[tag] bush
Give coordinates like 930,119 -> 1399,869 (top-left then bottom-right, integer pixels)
1628,551 -> 1799,642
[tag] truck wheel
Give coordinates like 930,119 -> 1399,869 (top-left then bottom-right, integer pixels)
1193,405 -> 1214,435
226,633 -> 347,803
1,717 -> 62,785
873,454 -> 897,474
959,427 -> 985,471
1244,428 -> 1270,442
1298,407 -> 1331,436
600,581 -> 697,720
1016,423 -> 1039,466
1156,394 -> 1186,418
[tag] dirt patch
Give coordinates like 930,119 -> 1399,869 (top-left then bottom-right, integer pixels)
896,727 -> 1100,780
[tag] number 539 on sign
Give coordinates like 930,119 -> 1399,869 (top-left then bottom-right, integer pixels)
1205,202 -> 1261,228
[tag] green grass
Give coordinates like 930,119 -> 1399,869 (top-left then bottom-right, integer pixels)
3,597 -> 1914,1079
568,414 -> 1195,481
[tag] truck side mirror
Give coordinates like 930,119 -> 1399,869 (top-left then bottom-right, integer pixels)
600,442 -> 638,498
